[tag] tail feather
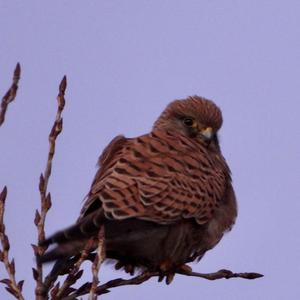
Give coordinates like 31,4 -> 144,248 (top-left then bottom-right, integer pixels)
37,240 -> 88,263
38,210 -> 104,263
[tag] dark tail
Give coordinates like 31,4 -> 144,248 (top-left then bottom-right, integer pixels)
38,210 -> 104,263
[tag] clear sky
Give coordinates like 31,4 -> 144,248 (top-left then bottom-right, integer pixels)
0,1 -> 299,299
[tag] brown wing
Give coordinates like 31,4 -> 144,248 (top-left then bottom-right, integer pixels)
79,135 -> 128,218
81,130 -> 228,225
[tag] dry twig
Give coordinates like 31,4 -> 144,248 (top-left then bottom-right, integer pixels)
64,271 -> 157,300
65,267 -> 263,299
88,227 -> 105,300
0,187 -> 25,300
0,63 -> 21,127
52,239 -> 95,299
33,76 -> 67,300
177,268 -> 263,280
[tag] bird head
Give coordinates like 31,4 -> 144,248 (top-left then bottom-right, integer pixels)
153,95 -> 223,144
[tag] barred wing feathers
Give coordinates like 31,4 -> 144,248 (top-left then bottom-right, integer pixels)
81,130 -> 227,226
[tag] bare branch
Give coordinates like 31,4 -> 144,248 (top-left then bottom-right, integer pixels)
34,76 -> 67,300
0,63 -> 21,127
176,268 -> 264,280
64,271 -> 157,300
0,187 -> 25,300
53,239 -> 95,299
65,266 -> 263,299
88,227 -> 105,300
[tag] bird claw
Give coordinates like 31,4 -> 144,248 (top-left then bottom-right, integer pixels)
157,272 -> 175,285
166,273 -> 175,285
157,260 -> 178,285
114,261 -> 135,275
125,264 -> 135,275
157,263 -> 193,284
158,274 -> 164,282
114,261 -> 123,270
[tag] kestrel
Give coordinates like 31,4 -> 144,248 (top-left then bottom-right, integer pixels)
40,95 -> 237,282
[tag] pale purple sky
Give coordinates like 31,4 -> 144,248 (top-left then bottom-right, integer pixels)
1,1 -> 299,299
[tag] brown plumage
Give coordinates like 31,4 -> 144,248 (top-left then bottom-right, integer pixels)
39,95 -> 237,281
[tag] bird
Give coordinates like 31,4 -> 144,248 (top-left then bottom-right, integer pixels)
39,95 -> 237,284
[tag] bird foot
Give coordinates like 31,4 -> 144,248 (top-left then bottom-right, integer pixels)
157,260 -> 177,285
158,272 -> 175,285
114,261 -> 136,275
157,263 -> 193,285
176,264 -> 192,274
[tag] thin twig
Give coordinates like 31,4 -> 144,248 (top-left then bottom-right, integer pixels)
88,227 -> 105,300
0,63 -> 21,127
53,239 -> 95,299
65,271 -> 158,300
176,268 -> 264,280
33,76 -> 67,300
94,271 -> 157,296
0,187 -> 25,300
65,266 -> 263,299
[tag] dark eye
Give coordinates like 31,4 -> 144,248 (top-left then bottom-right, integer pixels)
183,117 -> 194,127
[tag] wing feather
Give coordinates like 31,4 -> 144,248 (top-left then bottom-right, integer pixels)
81,130 -> 228,225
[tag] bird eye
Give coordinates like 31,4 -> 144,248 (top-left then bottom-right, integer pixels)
183,117 -> 195,127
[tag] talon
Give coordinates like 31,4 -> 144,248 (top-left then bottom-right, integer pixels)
124,264 -> 135,275
158,274 -> 164,282
166,273 -> 175,285
115,261 -> 136,275
115,261 -> 123,270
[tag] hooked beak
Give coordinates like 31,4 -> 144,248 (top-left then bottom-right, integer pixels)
200,127 -> 213,140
